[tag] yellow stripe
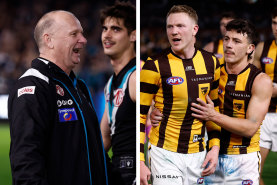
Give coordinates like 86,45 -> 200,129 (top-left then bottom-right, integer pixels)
233,99 -> 245,118
193,51 -> 207,75
235,68 -> 250,91
188,121 -> 204,153
265,41 -> 277,81
217,39 -> 225,65
219,67 -> 228,112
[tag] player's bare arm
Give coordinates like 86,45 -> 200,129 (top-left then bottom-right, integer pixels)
100,107 -> 111,151
191,72 -> 272,138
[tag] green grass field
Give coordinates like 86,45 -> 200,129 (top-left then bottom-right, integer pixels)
1,124 -> 277,184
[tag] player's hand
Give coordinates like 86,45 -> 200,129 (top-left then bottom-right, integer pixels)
191,95 -> 217,121
150,107 -> 163,127
201,145 -> 219,176
140,161 -> 151,185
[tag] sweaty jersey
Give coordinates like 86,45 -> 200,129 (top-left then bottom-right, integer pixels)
140,48 -> 221,161
260,39 -> 277,112
104,58 -> 136,157
213,39 -> 225,67
219,64 -> 262,154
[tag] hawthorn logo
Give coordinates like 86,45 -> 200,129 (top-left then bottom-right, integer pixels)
234,103 -> 243,111
201,87 -> 208,95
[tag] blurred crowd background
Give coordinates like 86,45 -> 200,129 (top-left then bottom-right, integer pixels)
141,0 -> 277,60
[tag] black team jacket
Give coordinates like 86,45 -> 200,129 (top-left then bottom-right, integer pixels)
8,57 -> 109,185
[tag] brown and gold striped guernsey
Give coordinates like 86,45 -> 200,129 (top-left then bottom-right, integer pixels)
219,64 -> 262,154
260,39 -> 277,112
140,48 -> 221,161
213,39 -> 225,67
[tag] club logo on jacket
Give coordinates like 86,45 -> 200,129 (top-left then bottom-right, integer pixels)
56,85 -> 64,96
114,89 -> 124,107
166,76 -> 184,85
58,108 -> 78,122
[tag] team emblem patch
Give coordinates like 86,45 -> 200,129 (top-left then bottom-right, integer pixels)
234,103 -> 243,111
215,53 -> 223,59
58,108 -> 78,122
18,86 -> 35,97
114,89 -> 124,107
201,87 -> 208,95
242,179 -> 253,185
197,177 -> 204,184
166,76 -> 184,85
262,57 -> 273,64
56,85 -> 64,96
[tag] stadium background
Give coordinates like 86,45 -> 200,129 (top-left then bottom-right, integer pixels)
0,0 -> 276,184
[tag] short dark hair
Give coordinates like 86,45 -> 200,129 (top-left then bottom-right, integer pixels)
166,5 -> 198,24
100,1 -> 136,34
226,19 -> 259,59
220,11 -> 236,21
271,7 -> 277,19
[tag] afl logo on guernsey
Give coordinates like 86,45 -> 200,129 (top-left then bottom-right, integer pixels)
218,88 -> 223,94
166,76 -> 184,85
262,57 -> 273,64
242,179 -> 253,185
114,89 -> 124,107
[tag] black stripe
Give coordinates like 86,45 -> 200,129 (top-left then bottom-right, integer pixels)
140,105 -> 150,115
220,74 -> 237,154
157,55 -> 173,148
240,137 -> 250,154
140,123 -> 145,132
140,143 -> 145,153
211,79 -> 219,90
208,130 -> 221,140
142,59 -> 158,72
140,82 -> 159,94
213,99 -> 219,107
177,58 -> 196,153
213,40 -> 219,54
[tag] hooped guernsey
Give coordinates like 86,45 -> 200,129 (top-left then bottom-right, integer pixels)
259,39 -> 277,113
219,64 -> 262,154
8,58 -> 109,185
140,48 -> 221,161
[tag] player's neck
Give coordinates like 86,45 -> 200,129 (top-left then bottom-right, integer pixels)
110,50 -> 135,75
226,58 -> 249,74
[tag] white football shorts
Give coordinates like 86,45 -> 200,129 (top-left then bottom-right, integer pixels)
205,152 -> 261,185
149,144 -> 206,185
260,113 -> 277,152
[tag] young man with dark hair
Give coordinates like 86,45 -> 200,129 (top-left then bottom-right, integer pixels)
191,19 -> 272,184
100,1 -> 136,185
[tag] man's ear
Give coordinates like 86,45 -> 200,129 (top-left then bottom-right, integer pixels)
130,30 -> 136,42
43,33 -> 54,49
247,44 -> 255,55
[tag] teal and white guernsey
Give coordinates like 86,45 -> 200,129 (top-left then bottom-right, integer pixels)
104,58 -> 136,157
